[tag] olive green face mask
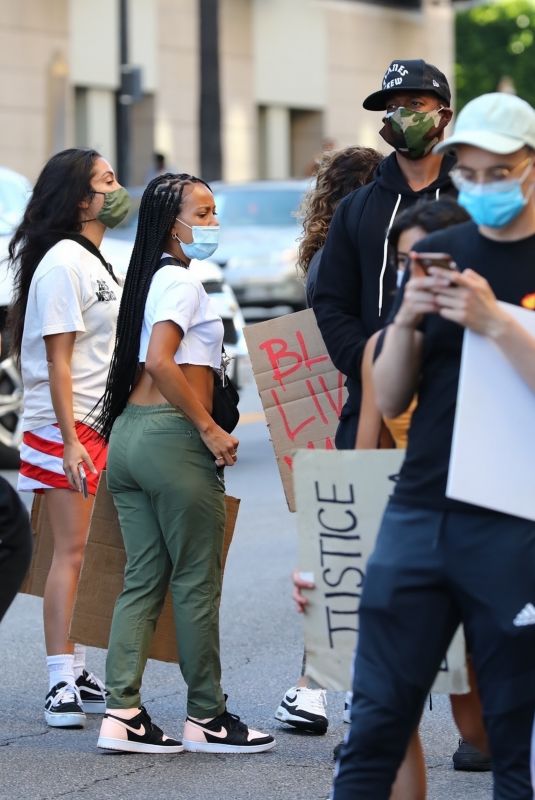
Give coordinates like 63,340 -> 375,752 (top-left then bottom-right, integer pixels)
93,186 -> 131,228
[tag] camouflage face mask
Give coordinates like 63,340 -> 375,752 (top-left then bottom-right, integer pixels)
380,107 -> 448,160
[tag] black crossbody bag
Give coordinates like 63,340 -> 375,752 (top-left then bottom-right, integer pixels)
157,257 -> 240,433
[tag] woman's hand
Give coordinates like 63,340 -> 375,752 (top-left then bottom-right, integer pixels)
429,267 -> 509,338
393,255 -> 441,330
292,569 -> 315,613
201,425 -> 239,467
63,440 -> 97,492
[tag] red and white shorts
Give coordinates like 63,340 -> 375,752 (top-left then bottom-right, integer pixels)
18,422 -> 107,495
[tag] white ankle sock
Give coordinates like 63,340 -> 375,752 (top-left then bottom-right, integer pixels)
72,644 -> 86,680
47,653 -> 75,691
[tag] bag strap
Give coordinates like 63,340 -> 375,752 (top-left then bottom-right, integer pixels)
57,233 -> 120,285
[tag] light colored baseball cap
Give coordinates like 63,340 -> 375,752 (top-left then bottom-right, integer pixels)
434,92 -> 535,155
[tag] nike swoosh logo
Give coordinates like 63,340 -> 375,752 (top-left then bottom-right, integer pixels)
202,725 -> 228,739
107,715 -> 146,737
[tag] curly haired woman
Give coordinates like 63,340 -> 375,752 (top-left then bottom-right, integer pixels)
297,146 -> 383,306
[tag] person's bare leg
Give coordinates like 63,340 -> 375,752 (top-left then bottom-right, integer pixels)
390,730 -> 427,800
43,489 -> 95,654
450,659 -> 489,755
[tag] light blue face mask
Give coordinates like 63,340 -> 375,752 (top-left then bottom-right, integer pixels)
456,162 -> 534,228
174,218 -> 219,260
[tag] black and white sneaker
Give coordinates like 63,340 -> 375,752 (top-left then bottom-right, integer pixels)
183,709 -> 275,753
98,706 -> 183,754
44,682 -> 86,728
75,670 -> 108,714
275,686 -> 328,734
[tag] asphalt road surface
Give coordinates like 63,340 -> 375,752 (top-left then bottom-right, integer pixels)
0,365 -> 492,800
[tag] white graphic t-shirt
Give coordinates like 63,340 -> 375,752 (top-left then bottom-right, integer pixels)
21,238 -> 122,431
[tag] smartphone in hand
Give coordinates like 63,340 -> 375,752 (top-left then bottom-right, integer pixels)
413,252 -> 457,273
78,464 -> 88,499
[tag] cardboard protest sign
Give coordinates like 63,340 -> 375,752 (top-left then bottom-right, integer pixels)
244,309 -> 347,511
22,475 -> 239,664
448,301 -> 535,521
294,450 -> 469,694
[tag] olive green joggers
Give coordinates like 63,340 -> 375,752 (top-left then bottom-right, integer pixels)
105,403 -> 226,718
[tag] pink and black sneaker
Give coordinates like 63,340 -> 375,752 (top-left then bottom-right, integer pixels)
183,709 -> 275,753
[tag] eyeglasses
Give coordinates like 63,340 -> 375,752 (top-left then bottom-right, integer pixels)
450,155 -> 534,189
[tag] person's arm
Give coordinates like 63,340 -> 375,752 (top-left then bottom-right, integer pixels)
145,320 -> 238,465
44,333 -> 97,492
355,333 -> 386,448
372,258 -> 439,418
312,193 -> 369,378
433,267 -> 535,392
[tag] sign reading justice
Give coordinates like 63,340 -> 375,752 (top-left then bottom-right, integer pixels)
294,450 -> 469,695
244,309 -> 347,511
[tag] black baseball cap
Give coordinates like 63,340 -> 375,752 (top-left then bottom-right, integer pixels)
363,59 -> 451,111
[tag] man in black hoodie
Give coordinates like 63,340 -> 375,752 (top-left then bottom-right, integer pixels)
313,59 -> 455,449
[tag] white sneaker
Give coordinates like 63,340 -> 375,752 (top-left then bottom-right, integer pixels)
343,691 -> 352,724
275,686 -> 328,734
44,682 -> 86,728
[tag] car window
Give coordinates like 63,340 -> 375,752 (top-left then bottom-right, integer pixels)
214,189 -> 303,226
0,173 -> 31,235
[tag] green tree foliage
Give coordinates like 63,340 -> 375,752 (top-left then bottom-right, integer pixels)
455,0 -> 535,110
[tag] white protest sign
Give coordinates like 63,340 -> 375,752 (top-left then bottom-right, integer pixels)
294,449 -> 469,694
447,301 -> 535,521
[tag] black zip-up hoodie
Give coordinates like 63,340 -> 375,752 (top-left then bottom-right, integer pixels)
312,151 -> 457,446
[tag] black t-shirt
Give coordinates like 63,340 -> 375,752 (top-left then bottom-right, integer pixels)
391,220 -> 535,512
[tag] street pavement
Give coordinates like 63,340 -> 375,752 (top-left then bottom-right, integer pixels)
0,364 -> 492,800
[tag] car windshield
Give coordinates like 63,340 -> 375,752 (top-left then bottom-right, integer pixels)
0,172 -> 31,235
214,188 -> 302,227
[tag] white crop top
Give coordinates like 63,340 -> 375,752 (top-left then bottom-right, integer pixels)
139,261 -> 224,368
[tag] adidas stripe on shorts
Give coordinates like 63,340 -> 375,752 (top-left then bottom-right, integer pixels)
18,422 -> 107,495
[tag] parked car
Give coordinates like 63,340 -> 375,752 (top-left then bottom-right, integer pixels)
0,168 -> 32,467
210,180 -> 310,316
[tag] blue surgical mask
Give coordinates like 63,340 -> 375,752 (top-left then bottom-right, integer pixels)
174,218 -> 219,260
456,162 -> 534,228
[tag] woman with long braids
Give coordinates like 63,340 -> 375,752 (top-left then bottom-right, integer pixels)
9,148 -> 129,727
95,173 -> 275,755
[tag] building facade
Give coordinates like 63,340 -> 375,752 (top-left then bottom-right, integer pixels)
0,0 -> 454,183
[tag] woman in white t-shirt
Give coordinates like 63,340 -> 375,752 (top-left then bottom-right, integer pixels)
8,148 -> 130,728
93,173 -> 275,755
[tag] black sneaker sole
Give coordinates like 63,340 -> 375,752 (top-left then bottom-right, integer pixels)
275,708 -> 328,735
452,755 -> 492,772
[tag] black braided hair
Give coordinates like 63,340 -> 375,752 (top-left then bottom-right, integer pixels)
8,148 -> 101,362
94,172 -> 211,440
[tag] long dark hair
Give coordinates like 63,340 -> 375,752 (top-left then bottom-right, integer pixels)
8,147 -> 101,361
95,173 -> 211,440
297,146 -> 383,275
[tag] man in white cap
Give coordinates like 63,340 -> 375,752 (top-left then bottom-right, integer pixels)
332,92 -> 535,800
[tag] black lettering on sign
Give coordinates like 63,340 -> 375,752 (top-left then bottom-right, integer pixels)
316,478 -> 368,649
315,481 -> 354,505
326,605 -> 359,649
